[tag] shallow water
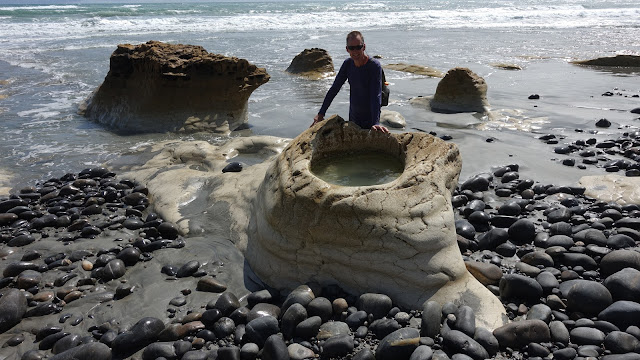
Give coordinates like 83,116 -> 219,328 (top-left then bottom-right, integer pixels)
0,0 -> 639,190
311,152 -> 404,186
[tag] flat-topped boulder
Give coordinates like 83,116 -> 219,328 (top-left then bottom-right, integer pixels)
410,67 -> 489,113
384,63 -> 443,77
286,48 -> 334,79
572,54 -> 640,67
579,175 -> 640,205
82,41 -> 270,133
246,116 -> 507,330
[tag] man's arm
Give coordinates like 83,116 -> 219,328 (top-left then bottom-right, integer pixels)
369,61 -> 388,133
313,59 -> 349,126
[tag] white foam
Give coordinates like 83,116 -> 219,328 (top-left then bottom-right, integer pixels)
0,5 -> 81,11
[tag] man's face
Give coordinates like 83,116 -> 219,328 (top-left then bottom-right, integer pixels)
346,36 -> 366,62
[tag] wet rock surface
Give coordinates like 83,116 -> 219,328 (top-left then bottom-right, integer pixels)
285,48 -> 334,79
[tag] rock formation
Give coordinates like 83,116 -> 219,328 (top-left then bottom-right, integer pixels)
380,109 -> 406,128
285,48 -> 334,79
428,67 -> 489,113
384,63 -> 444,77
82,41 -> 270,133
572,54 -> 640,67
246,116 -> 507,330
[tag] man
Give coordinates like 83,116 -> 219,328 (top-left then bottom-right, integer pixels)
312,31 -> 389,133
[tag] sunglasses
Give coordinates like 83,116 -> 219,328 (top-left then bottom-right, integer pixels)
347,44 -> 364,51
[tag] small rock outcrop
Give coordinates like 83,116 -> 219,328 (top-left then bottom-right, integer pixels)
572,54 -> 640,67
82,41 -> 270,133
429,67 -> 489,113
384,63 -> 443,77
285,48 -> 334,79
246,116 -> 507,330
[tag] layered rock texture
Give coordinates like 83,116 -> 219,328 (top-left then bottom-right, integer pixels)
246,116 -> 507,330
429,67 -> 489,113
384,63 -> 444,77
572,54 -> 640,67
82,41 -> 270,133
285,48 -> 334,79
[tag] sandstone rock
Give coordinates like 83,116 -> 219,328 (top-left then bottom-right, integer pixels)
285,48 -> 334,79
380,109 -> 406,128
490,63 -> 523,70
412,67 -> 489,113
82,41 -> 269,133
572,55 -> 640,67
384,63 -> 443,77
579,175 -> 640,205
246,115 -> 507,330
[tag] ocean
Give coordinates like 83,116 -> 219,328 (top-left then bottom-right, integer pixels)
0,0 -> 639,189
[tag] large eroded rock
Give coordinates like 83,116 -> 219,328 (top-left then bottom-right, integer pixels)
572,55 -> 640,67
82,41 -> 270,133
411,67 -> 489,113
285,48 -> 334,79
246,116 -> 507,330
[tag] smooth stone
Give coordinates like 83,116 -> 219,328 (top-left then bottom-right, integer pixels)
547,208 -> 572,223
215,292 -> 240,316
194,276 -> 228,293
157,222 -> 179,240
464,261 -> 502,286
52,334 -> 82,354
545,235 -> 575,249
553,347 -> 578,360
244,315 -> 279,347
0,288 -> 28,333
177,260 -> 200,278
549,222 -> 572,236
615,218 -> 640,230
455,219 -> 476,240
421,300 -> 442,338
322,334 -> 354,358
570,327 -> 605,345
461,175 -> 490,192
470,327 -> 497,356
499,273 -> 543,302
345,310 -> 368,330
576,229 -> 608,247
376,328 -> 420,360
566,280 -> 613,315
122,218 -> 144,230
4,333 -> 25,347
288,343 -> 315,360
213,317 -> 236,338
600,250 -> 640,276
356,293 -> 392,320
477,228 -> 508,250
536,271 -> 559,295
549,320 -> 570,345
182,351 -> 210,360
240,343 -> 259,360
101,259 -> 126,280
563,252 -> 598,269
527,304 -> 552,323
295,316 -> 321,339
141,342 -> 176,360
116,247 -> 141,266
605,331 -> 640,354
369,318 -> 401,339
410,345 -> 434,360
508,219 -> 536,245
247,303 -> 280,322
281,285 -> 315,312
527,342 -> 550,357
3,261 -> 40,277
521,251 -> 554,267
262,335 -> 289,360
281,303 -> 307,339
39,332 -> 70,350
493,319 -> 551,348
598,301 -> 640,330
442,330 -> 489,360
247,289 -> 273,308
353,348 -> 376,360
8,234 -> 36,247
111,317 -> 165,355
453,305 -> 476,337
317,321 -> 350,340
604,268 -> 640,301
307,297 -> 333,322
16,270 -> 42,289
222,162 -> 243,173
49,342 -> 112,360
217,346 -> 241,360
607,234 -> 636,249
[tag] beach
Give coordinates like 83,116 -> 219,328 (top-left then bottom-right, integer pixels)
1,0 -> 640,359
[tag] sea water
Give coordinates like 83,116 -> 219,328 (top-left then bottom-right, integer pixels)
311,152 -> 404,186
0,0 -> 639,189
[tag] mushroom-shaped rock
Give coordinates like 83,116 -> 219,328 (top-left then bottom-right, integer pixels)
418,67 -> 490,113
285,48 -> 334,79
82,41 -> 270,133
246,115 -> 507,330
572,55 -> 640,67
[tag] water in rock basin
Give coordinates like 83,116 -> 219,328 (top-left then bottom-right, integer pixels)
311,152 -> 404,186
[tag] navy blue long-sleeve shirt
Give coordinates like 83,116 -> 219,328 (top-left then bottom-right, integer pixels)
318,57 -> 382,129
